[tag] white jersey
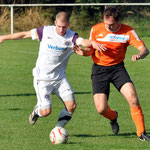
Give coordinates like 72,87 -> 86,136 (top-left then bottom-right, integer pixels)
31,25 -> 78,81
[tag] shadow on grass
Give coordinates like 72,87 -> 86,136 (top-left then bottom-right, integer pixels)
74,92 -> 91,94
108,132 -> 136,137
0,93 -> 36,97
7,108 -> 21,111
72,132 -> 139,138
69,132 -> 140,144
72,134 -> 101,138
0,108 -> 22,111
0,91 -> 91,97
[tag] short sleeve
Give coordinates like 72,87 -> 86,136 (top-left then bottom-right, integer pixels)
72,33 -> 79,45
129,29 -> 144,48
31,27 -> 44,41
31,29 -> 37,40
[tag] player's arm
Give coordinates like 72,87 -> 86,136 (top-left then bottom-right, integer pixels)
76,37 -> 107,51
0,31 -> 31,43
132,45 -> 149,62
129,29 -> 149,62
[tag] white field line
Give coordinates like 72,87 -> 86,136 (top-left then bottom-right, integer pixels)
15,50 -> 37,55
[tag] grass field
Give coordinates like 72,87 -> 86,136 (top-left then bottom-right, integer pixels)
0,37 -> 150,150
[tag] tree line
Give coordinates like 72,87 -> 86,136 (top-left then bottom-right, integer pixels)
0,0 -> 149,36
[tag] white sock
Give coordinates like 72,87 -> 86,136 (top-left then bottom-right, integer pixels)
56,108 -> 73,127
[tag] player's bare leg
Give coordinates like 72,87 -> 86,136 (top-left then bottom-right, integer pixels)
120,82 -> 150,141
94,93 -> 119,134
94,93 -> 108,115
56,100 -> 76,127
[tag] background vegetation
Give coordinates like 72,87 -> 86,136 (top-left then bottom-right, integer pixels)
0,0 -> 150,37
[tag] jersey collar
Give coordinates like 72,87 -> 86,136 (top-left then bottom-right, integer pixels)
105,24 -> 121,33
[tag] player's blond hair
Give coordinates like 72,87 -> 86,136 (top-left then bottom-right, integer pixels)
55,11 -> 70,23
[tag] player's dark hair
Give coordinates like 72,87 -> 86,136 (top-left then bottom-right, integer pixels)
104,6 -> 121,21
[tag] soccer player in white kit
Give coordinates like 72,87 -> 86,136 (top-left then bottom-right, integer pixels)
0,11 -> 101,128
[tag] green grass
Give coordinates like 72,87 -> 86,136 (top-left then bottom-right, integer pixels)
0,37 -> 150,150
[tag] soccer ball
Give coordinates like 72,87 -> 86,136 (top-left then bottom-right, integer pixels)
50,127 -> 69,144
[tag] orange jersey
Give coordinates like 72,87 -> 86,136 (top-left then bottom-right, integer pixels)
86,23 -> 144,66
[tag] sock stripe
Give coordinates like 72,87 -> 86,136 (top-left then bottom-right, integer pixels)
58,116 -> 72,122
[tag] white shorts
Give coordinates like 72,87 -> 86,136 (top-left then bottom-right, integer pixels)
33,77 -> 75,109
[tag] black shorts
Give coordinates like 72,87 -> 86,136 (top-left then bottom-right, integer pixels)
91,62 -> 133,99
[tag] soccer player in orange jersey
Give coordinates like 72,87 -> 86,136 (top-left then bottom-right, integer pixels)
73,6 -> 150,141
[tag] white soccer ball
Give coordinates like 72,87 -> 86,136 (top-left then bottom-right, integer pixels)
50,127 -> 69,144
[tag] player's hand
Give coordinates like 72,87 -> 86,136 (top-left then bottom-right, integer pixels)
73,45 -> 85,56
91,41 -> 107,51
132,54 -> 141,61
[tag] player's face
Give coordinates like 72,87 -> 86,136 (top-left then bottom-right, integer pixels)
104,16 -> 120,32
55,20 -> 69,36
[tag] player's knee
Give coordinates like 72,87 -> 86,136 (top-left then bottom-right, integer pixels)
128,97 -> 139,106
67,103 -> 76,113
40,108 -> 52,117
96,106 -> 107,115
126,93 -> 139,106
